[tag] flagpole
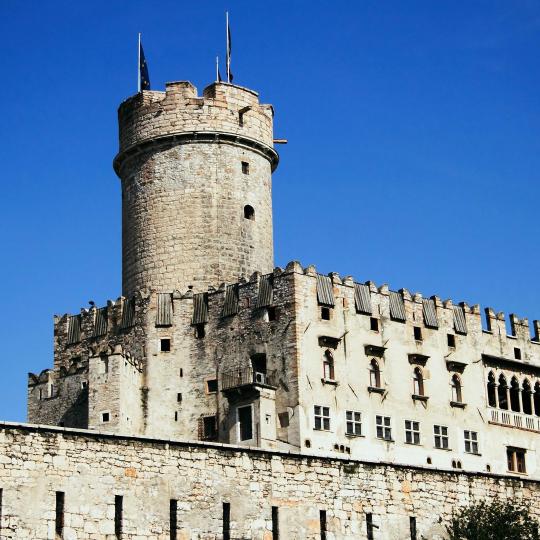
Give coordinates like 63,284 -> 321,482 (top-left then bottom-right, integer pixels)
226,11 -> 230,83
137,33 -> 141,92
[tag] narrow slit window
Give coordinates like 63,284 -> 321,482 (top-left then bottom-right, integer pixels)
177,393 -> 182,403
223,502 -> 231,540
366,513 -> 374,540
55,491 -> 65,537
115,495 -> 123,539
272,506 -> 279,540
241,161 -> 249,174
320,509 -> 327,540
410,516 -> 417,540
238,405 -> 253,441
170,499 -> 177,540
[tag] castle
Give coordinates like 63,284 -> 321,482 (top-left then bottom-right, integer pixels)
1,75 -> 539,538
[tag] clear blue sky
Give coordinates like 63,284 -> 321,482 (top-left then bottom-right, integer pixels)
1,1 -> 539,421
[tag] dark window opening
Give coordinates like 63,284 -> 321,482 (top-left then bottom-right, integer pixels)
195,323 -> 206,339
272,506 -> 279,540
177,393 -> 182,403
320,510 -> 327,540
305,439 -> 311,448
267,306 -> 277,321
206,378 -> 218,393
323,350 -> 335,381
451,375 -> 462,403
498,375 -> 508,410
174,411 -> 178,422
410,516 -> 417,540
514,347 -> 522,360
366,513 -> 374,540
170,499 -> 177,540
487,372 -> 497,407
507,447 -> 526,473
486,464 -> 491,472
278,412 -> 289,428
55,491 -> 65,537
370,317 -> 379,331
522,380 -> 533,415
510,377 -> 521,412
414,326 -> 422,341
179,368 -> 183,378
202,416 -> 218,440
427,457 -> 432,465
251,353 -> 267,375
244,205 -> 255,220
369,359 -> 381,388
535,382 -> 540,416
160,338 -> 171,352
115,495 -> 123,539
241,161 -> 249,174
447,334 -> 456,348
413,367 -> 425,396
321,307 -> 331,320
223,502 -> 231,540
238,405 -> 253,441
102,412 -> 110,423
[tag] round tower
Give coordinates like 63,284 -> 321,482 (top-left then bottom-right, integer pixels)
114,81 -> 278,295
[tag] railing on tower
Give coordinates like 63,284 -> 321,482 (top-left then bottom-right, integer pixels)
488,407 -> 540,432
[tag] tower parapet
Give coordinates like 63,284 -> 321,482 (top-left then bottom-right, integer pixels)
114,81 -> 278,296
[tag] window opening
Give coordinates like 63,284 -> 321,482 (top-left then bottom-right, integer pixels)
160,338 -> 171,352
376,415 -> 392,440
370,317 -> 379,331
272,506 -> 279,540
507,447 -> 526,473
195,323 -> 206,339
243,204 -> 255,220
115,495 -> 123,539
102,412 -> 110,423
223,502 -> 231,540
320,510 -> 327,540
170,499 -> 178,540
535,382 -> 540,416
434,425 -> 449,449
369,360 -> 381,388
413,367 -> 424,396
413,326 -> 422,341
323,350 -> 335,380
238,405 -> 253,441
498,374 -> 508,410
405,420 -> 420,445
447,334 -> 456,348
514,347 -> 522,360
314,405 -> 330,431
241,161 -> 249,174
366,513 -> 374,540
55,491 -> 65,538
267,306 -> 277,321
206,379 -> 218,394
464,430 -> 478,454
321,307 -> 331,320
177,393 -> 182,403
345,411 -> 362,436
522,379 -> 533,415
510,377 -> 521,412
451,374 -> 462,403
410,516 -> 417,540
487,371 -> 497,407
202,415 -> 218,440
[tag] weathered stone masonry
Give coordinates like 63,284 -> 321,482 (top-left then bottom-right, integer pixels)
1,423 -> 539,539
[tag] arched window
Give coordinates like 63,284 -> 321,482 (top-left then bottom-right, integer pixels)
369,359 -> 381,388
534,382 -> 540,417
451,374 -> 462,403
498,375 -> 508,410
487,371 -> 497,407
413,367 -> 424,396
243,205 -> 255,220
522,379 -> 533,415
509,376 -> 521,412
323,350 -> 335,381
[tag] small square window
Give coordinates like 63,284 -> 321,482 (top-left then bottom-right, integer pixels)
464,430 -> 479,454
314,405 -> 331,431
414,327 -> 422,341
160,338 -> 171,352
206,379 -> 218,394
405,420 -> 420,445
241,161 -> 249,174
346,410 -> 362,436
447,334 -> 456,348
434,425 -> 449,449
370,318 -> 379,332
376,415 -> 392,441
321,307 -> 331,320
101,412 -> 110,423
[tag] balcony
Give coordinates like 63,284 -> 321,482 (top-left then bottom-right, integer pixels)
221,367 -> 278,393
488,408 -> 540,433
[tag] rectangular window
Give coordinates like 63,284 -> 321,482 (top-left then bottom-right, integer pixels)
170,499 -> 177,540
102,412 -> 110,423
55,491 -> 65,537
314,406 -> 330,431
195,323 -> 206,339
345,411 -> 362,436
410,516 -> 417,540
507,447 -> 526,473
514,347 -> 522,360
241,161 -> 249,174
272,506 -> 279,540
447,334 -> 456,348
405,420 -> 420,445
202,416 -> 218,440
320,509 -> 327,540
238,405 -> 253,441
115,495 -> 123,539
223,502 -> 231,540
376,415 -> 392,441
464,430 -> 479,454
321,307 -> 331,320
267,306 -> 277,321
366,513 -> 374,540
413,326 -> 422,341
434,425 -> 449,449
160,338 -> 171,352
370,317 -> 379,331
206,379 -> 218,394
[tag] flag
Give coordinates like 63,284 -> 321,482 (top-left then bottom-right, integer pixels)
226,14 -> 233,82
139,38 -> 151,91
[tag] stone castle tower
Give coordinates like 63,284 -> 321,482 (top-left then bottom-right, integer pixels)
114,81 -> 279,296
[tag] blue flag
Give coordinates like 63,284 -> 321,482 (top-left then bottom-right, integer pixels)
139,39 -> 150,91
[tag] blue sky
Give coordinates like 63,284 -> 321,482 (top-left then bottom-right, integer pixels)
1,1 -> 539,421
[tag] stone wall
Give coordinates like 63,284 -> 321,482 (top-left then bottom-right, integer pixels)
0,423 -> 538,539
